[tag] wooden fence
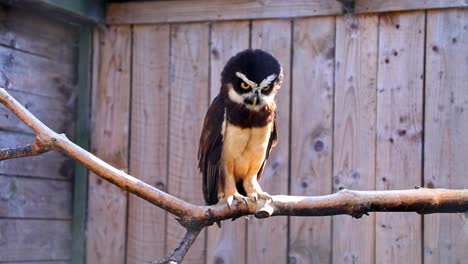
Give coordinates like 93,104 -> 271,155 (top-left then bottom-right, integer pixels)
0,6 -> 80,262
88,2 -> 468,263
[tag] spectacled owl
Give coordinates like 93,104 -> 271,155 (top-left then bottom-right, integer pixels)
198,49 -> 282,207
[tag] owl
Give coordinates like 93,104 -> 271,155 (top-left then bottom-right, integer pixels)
198,49 -> 282,207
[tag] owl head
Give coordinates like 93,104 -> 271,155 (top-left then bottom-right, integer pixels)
221,49 -> 282,110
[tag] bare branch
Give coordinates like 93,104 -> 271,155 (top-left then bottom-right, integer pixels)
149,227 -> 203,264
1,86 -> 468,263
0,138 -> 51,161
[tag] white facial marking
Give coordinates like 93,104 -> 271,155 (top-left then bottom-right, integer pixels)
259,74 -> 277,89
235,72 -> 257,88
231,73 -> 279,111
227,84 -> 245,104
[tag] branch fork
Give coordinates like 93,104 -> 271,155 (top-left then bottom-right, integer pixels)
1,86 -> 468,263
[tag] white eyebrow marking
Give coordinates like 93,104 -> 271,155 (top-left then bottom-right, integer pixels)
235,72 -> 257,88
259,74 -> 277,89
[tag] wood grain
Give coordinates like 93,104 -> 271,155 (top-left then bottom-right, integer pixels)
0,45 -> 76,100
107,0 -> 342,24
167,23 -> 209,264
0,89 -> 74,135
333,14 -> 378,264
424,9 -> 468,264
375,12 -> 425,264
126,24 -> 170,264
289,16 -> 335,264
86,26 -> 131,264
0,6 -> 78,61
0,219 -> 71,262
0,175 -> 71,219
247,19 -> 291,264
356,0 -> 468,14
206,21 -> 249,264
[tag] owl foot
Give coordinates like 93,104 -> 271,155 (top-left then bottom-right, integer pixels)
248,191 -> 273,203
226,192 -> 248,208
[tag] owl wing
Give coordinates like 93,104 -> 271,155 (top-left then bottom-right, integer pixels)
256,111 -> 278,182
198,95 -> 225,205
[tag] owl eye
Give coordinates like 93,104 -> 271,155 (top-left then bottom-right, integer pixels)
262,85 -> 270,91
240,82 -> 250,90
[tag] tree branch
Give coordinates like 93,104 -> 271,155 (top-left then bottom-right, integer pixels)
1,86 -> 468,263
0,138 -> 51,160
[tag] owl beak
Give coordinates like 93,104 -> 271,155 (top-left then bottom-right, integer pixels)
252,90 -> 262,106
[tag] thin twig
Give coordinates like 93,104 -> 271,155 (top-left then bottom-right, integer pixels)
1,86 -> 468,263
0,139 -> 51,160
149,227 -> 203,264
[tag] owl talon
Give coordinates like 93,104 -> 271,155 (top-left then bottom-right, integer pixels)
226,192 -> 248,208
248,191 -> 272,203
249,193 -> 258,202
258,191 -> 273,202
227,196 -> 234,208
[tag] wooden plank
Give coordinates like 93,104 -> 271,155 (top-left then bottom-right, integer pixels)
0,89 -> 74,136
206,21 -> 249,264
126,24 -> 170,264
0,45 -> 76,100
0,176 -> 71,219
0,219 -> 71,262
0,131 -> 73,180
247,19 -> 291,264
332,14 -> 378,264
86,26 -> 131,264
424,9 -> 468,264
107,0 -> 342,24
375,12 -> 424,264
167,23 -> 209,264
356,0 -> 468,14
0,6 -> 79,61
289,16 -> 335,264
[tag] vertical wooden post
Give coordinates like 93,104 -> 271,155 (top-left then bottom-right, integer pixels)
289,16 -> 335,264
86,26 -> 131,264
424,9 -> 468,263
375,12 -> 425,264
167,23 -> 210,264
333,14 -> 378,264
71,25 -> 92,264
126,24 -> 171,264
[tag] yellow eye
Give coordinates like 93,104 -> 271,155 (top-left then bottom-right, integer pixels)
240,82 -> 250,90
262,85 -> 270,90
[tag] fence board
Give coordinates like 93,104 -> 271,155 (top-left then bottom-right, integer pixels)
424,9 -> 468,264
0,45 -> 75,100
247,19 -> 291,264
0,219 -> 71,262
86,26 -> 131,264
375,12 -> 425,264
0,6 -> 78,61
107,1 -> 342,25
206,21 -> 249,264
289,16 -> 335,264
0,131 -> 72,180
126,24 -> 171,264
0,89 -> 73,136
332,14 -> 378,264
0,176 -> 71,219
356,0 -> 468,14
167,23 -> 209,264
